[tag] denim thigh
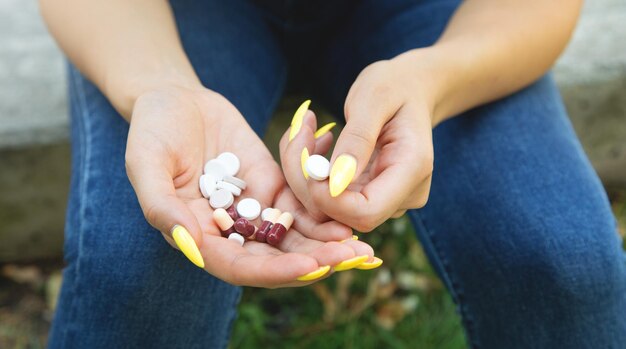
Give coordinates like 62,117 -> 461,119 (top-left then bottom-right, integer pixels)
47,1 -> 286,348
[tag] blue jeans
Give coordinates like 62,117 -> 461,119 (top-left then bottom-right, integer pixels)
48,0 -> 626,348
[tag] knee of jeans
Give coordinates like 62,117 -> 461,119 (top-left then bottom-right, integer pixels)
498,220 -> 626,306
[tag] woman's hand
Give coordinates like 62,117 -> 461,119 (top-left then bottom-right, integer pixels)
125,84 -> 374,287
280,53 -> 437,232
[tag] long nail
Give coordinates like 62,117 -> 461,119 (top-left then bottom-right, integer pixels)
340,235 -> 359,243
314,122 -> 336,139
171,225 -> 205,268
355,257 -> 383,270
289,100 -> 311,141
301,147 -> 309,179
333,255 -> 369,271
329,154 -> 357,197
296,265 -> 330,281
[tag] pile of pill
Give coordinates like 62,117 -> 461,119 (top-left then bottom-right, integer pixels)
200,152 -> 293,247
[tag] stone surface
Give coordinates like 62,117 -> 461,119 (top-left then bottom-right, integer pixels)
0,0 -> 624,262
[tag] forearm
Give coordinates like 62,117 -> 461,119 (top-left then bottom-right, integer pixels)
401,0 -> 583,125
40,0 -> 200,120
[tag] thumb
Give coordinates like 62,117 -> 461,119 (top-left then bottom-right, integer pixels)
329,89 -> 398,197
126,152 -> 205,269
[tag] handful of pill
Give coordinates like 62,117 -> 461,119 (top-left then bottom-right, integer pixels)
202,152 -> 292,247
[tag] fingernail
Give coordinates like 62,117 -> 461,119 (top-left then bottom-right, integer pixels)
296,265 -> 330,281
333,255 -> 369,271
355,257 -> 383,270
171,225 -> 205,268
289,100 -> 311,141
329,154 -> 357,197
340,235 -> 359,243
301,147 -> 309,179
314,122 -> 337,139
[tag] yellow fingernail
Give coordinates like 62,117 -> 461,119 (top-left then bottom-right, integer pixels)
329,154 -> 357,197
333,255 -> 369,271
296,265 -> 330,281
171,225 -> 205,268
289,99 -> 311,141
355,257 -> 383,270
340,235 -> 359,243
301,147 -> 309,179
314,122 -> 336,139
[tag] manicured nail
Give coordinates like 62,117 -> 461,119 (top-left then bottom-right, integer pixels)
333,255 -> 369,271
355,257 -> 383,270
289,100 -> 311,141
314,122 -> 337,139
301,147 -> 309,179
171,225 -> 205,268
296,265 -> 330,281
329,154 -> 357,197
340,235 -> 359,243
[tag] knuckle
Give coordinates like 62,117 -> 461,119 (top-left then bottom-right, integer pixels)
343,126 -> 377,149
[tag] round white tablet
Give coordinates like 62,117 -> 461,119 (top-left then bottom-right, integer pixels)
216,152 -> 240,176
199,174 -> 217,198
236,198 -> 261,220
204,159 -> 228,180
261,207 -> 275,221
209,189 -> 234,209
228,232 -> 245,246
305,155 -> 330,181
223,175 -> 247,190
216,181 -> 242,196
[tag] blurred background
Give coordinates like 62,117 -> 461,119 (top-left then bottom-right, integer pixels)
0,0 -> 624,348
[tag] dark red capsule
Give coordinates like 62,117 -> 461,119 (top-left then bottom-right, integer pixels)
266,224 -> 287,246
255,221 -> 272,242
234,218 -> 255,237
226,205 -> 239,221
220,226 -> 235,238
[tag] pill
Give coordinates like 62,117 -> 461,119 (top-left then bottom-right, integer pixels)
204,159 -> 228,180
261,207 -> 275,222
216,181 -> 242,196
223,175 -> 247,190
199,174 -> 217,198
226,205 -> 239,221
228,232 -> 245,246
266,212 -> 294,246
236,198 -> 261,220
209,189 -> 234,210
305,155 -> 330,181
216,152 -> 240,176
234,218 -> 256,238
256,208 -> 281,243
213,208 -> 235,237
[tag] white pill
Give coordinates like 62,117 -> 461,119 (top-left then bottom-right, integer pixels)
228,232 -> 245,246
216,181 -> 242,196
204,159 -> 228,180
236,198 -> 261,220
223,175 -> 247,190
216,152 -> 240,176
209,189 -> 234,209
261,207 -> 275,221
199,174 -> 217,198
305,155 -> 330,181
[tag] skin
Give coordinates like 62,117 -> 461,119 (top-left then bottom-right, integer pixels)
40,0 -> 583,282
40,0 -> 373,288
280,0 -> 583,232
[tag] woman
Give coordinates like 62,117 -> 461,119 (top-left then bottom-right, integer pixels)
41,0 -> 626,347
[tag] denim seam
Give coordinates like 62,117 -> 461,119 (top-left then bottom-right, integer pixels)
411,210 -> 481,349
60,68 -> 93,348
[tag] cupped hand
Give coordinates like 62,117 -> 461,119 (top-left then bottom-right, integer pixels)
125,84 -> 374,287
280,55 -> 435,232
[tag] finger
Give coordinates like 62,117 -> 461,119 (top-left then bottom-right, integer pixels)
313,130 -> 334,156
328,83 -> 400,197
125,146 -> 205,268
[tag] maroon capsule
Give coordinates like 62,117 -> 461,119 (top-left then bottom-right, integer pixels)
226,205 -> 239,221
234,218 -> 256,238
255,209 -> 281,243
266,212 -> 293,246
